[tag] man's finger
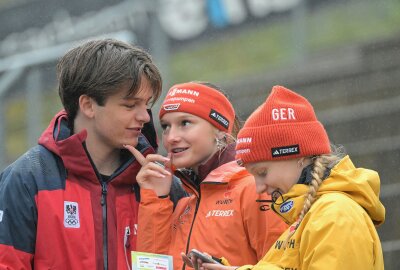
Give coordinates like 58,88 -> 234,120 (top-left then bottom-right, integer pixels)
123,144 -> 147,166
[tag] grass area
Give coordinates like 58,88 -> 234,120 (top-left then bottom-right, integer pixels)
171,0 -> 400,83
5,90 -> 61,159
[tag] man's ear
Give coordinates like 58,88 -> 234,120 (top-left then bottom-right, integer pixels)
78,95 -> 95,118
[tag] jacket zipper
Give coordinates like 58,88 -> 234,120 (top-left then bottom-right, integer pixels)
124,226 -> 131,270
182,189 -> 201,270
101,182 -> 109,270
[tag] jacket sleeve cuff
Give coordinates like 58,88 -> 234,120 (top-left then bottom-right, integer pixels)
140,188 -> 170,204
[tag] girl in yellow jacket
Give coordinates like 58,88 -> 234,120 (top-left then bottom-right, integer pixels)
125,82 -> 287,270
200,85 -> 385,270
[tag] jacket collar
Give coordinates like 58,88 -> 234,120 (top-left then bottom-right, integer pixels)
38,110 -> 155,185
197,143 -> 236,182
271,156 -> 385,226
176,143 -> 237,188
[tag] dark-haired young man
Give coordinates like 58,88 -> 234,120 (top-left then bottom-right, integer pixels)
0,38 -> 184,269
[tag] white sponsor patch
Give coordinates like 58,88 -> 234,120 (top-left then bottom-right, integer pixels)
64,201 -> 80,228
163,103 -> 180,111
0,210 -> 3,222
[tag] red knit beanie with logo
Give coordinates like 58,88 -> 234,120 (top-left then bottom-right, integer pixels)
235,85 -> 330,164
159,82 -> 235,133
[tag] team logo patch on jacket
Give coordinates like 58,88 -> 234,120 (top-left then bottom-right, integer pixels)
279,200 -> 294,213
64,201 -> 80,228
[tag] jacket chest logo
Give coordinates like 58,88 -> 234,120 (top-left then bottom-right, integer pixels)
205,209 -> 234,218
64,201 -> 80,228
223,185 -> 236,198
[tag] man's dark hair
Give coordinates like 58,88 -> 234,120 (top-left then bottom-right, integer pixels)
57,38 -> 162,123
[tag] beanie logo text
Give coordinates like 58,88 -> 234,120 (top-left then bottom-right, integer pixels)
163,103 -> 180,111
237,137 -> 252,144
272,108 -> 296,121
271,144 -> 300,158
168,87 -> 200,97
209,109 -> 230,129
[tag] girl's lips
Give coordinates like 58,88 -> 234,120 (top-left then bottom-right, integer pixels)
170,147 -> 189,156
171,147 -> 188,153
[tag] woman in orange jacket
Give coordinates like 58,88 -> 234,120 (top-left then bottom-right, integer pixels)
125,82 -> 287,270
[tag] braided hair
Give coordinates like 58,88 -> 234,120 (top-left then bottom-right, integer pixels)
282,145 -> 346,249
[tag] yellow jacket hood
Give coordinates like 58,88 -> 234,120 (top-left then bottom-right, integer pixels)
272,155 -> 385,226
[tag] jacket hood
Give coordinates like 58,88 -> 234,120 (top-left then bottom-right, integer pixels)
38,110 -> 155,185
272,156 -> 385,226
197,143 -> 236,181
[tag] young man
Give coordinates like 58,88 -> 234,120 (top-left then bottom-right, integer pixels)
0,39 -> 184,269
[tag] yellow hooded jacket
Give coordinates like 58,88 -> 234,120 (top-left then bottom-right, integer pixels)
239,156 -> 385,270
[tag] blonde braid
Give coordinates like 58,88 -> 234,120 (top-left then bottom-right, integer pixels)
282,155 -> 331,249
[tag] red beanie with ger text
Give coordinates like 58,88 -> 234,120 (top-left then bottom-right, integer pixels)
235,85 -> 330,164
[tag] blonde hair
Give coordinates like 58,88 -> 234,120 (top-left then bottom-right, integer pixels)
283,145 -> 346,249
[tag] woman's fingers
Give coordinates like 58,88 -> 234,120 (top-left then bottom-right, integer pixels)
123,144 -> 147,165
146,161 -> 171,176
124,145 -> 170,170
146,153 -> 170,161
124,144 -> 174,196
181,252 -> 194,268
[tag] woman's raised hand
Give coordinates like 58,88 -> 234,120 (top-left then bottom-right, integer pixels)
124,144 -> 173,197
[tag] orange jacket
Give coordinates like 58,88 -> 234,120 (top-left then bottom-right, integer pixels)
137,160 -> 287,270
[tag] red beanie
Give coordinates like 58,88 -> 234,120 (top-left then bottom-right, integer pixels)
159,82 -> 235,133
235,85 -> 330,164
